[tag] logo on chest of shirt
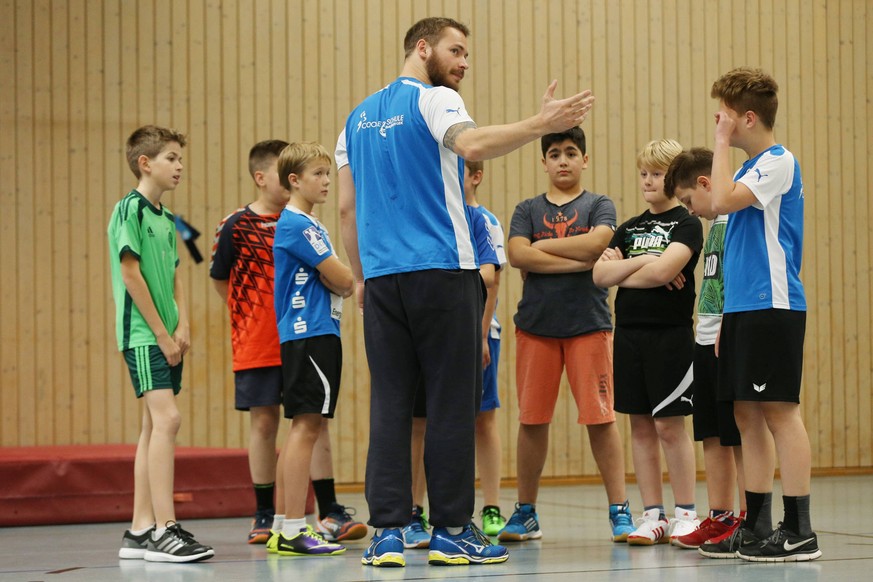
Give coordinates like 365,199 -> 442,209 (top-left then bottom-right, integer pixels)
536,210 -> 589,240
627,223 -> 674,255
355,111 -> 405,137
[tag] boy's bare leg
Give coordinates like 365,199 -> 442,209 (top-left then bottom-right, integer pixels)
310,420 -> 333,481
475,410 -> 502,507
249,405 -> 280,484
762,402 -> 811,496
702,437 -> 737,510
586,421 -> 627,504
131,404 -> 156,530
733,446 -> 747,511
653,416 -> 696,505
516,423 -> 549,503
733,402 -> 776,493
629,414 -> 663,507
411,417 -> 427,506
283,413 -> 323,518
143,390 -> 182,526
275,445 -> 286,514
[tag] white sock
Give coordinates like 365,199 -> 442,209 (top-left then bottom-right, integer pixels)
152,526 -> 167,540
271,514 -> 285,531
282,518 -> 307,537
446,526 -> 464,535
130,524 -> 154,536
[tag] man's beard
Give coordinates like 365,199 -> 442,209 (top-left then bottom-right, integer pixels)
426,54 -> 461,91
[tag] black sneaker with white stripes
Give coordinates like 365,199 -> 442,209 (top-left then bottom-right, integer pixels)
118,526 -> 155,559
144,523 -> 214,563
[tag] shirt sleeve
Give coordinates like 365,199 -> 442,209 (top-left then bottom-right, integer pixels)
335,128 -> 349,169
115,199 -> 144,260
670,213 -> 704,254
209,214 -> 236,280
418,86 -> 475,145
276,214 -> 335,269
470,209 -> 499,267
590,195 -> 618,229
487,217 -> 507,267
508,199 -> 534,241
737,151 -> 794,209
609,219 -> 628,251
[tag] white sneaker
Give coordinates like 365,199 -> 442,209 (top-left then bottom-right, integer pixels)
669,507 -> 700,545
627,508 -> 669,546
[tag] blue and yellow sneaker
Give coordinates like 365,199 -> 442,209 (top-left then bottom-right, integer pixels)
402,505 -> 431,549
362,527 -> 405,567
428,523 -> 509,565
498,503 -> 542,542
609,501 -> 634,542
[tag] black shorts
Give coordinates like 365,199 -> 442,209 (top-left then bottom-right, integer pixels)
280,335 -> 342,419
235,366 -> 283,411
692,343 -> 741,446
614,325 -> 694,418
717,309 -> 806,403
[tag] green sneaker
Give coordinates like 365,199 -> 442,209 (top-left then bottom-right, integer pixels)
480,505 -> 506,537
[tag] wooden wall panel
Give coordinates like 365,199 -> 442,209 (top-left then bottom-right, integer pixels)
1,0 -> 871,486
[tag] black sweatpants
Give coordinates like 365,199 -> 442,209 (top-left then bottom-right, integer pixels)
363,269 -> 483,528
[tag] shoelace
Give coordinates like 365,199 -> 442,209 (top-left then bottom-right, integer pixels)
302,525 -> 331,543
166,522 -> 197,544
763,523 -> 787,544
467,522 -> 494,547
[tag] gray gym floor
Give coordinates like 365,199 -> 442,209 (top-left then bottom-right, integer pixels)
1,475 -> 870,581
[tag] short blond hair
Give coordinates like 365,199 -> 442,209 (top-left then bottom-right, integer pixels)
277,142 -> 332,190
126,125 -> 187,179
637,139 -> 683,171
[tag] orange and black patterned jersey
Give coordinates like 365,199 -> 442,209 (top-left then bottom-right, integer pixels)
210,206 -> 282,371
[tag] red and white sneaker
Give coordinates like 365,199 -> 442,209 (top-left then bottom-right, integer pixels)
673,512 -> 737,549
627,508 -> 669,546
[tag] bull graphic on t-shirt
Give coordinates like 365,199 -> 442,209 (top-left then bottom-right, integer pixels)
543,209 -> 578,238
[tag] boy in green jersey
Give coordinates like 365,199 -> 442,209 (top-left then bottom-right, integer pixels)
108,125 -> 213,563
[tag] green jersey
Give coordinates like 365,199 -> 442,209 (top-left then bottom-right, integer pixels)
108,190 -> 180,351
696,214 -> 727,345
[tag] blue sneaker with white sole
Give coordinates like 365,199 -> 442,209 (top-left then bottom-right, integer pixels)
361,527 -> 405,567
428,523 -> 509,565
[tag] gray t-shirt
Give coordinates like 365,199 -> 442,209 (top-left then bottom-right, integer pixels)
509,191 -> 616,337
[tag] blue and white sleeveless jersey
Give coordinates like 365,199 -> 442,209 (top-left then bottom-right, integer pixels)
335,77 -> 479,279
723,144 -> 806,313
273,205 -> 343,342
471,204 -> 506,339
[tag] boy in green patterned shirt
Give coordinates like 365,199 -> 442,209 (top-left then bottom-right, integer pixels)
664,147 -> 746,552
108,125 -> 213,563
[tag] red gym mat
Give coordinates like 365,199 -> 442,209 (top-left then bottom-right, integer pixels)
0,445 -> 313,526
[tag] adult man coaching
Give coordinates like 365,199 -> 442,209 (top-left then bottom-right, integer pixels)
335,16 -> 594,567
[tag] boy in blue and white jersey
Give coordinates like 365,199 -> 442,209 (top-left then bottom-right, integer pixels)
271,142 -> 356,558
336,16 -> 594,569
709,67 -> 820,562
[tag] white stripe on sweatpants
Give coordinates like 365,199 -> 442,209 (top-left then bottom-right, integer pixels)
309,355 -> 331,414
651,364 -> 693,416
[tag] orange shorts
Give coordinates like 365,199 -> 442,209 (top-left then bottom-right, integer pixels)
515,328 -> 615,425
